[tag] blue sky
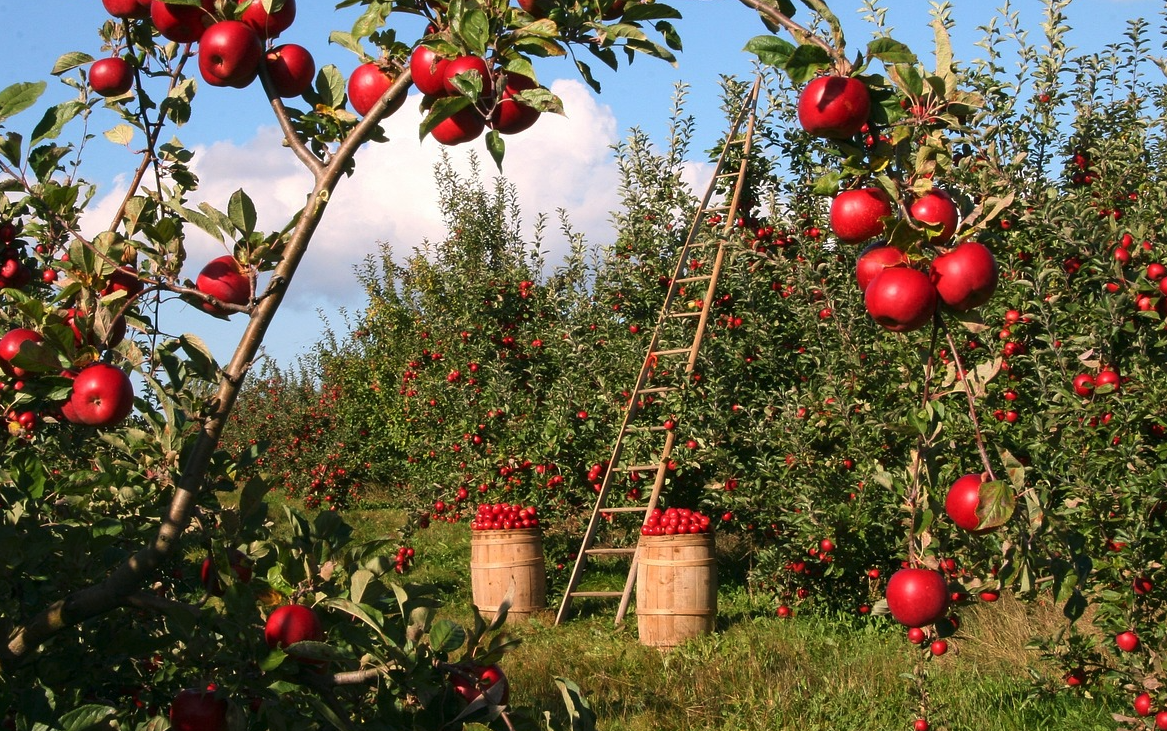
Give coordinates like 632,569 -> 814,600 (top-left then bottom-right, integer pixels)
1,0 -> 1161,368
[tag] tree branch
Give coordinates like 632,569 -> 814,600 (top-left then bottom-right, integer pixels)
735,0 -> 850,74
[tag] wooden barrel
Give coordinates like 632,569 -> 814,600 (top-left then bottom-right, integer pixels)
636,532 -> 717,648
470,528 -> 546,622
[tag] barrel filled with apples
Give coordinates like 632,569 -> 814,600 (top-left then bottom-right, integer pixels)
469,503 -> 547,623
635,508 -> 717,648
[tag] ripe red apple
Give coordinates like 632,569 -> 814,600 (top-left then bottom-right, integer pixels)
830,188 -> 892,244
864,267 -> 938,332
945,473 -> 993,532
1116,630 -> 1140,653
1133,576 -> 1154,595
930,639 -> 948,656
170,687 -> 227,731
410,45 -> 450,97
264,44 -> 315,98
489,72 -> 540,135
265,604 -> 324,650
910,190 -> 959,244
66,363 -> 135,428
90,57 -> 135,97
856,242 -> 909,293
431,106 -> 486,146
198,21 -> 263,89
1157,711 -> 1167,731
1072,373 -> 1095,397
450,664 -> 509,706
517,0 -> 549,18
196,256 -> 250,316
0,328 -> 44,379
885,568 -> 949,628
797,75 -> 870,139
1095,368 -> 1120,393
347,63 -> 407,117
913,719 -> 929,731
102,265 -> 145,299
1136,693 -> 1154,717
103,0 -> 151,19
442,55 -> 492,98
240,0 -> 296,39
930,241 -> 998,311
151,0 -> 215,43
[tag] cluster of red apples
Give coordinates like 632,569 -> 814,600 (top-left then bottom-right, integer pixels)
640,507 -> 712,536
798,74 -> 1000,332
470,502 -> 539,531
96,0 -> 547,147
96,1 -> 314,99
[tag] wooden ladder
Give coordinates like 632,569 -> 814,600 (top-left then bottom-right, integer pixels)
555,77 -> 763,626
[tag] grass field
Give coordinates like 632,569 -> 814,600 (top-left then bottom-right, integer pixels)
334,508 -> 1121,730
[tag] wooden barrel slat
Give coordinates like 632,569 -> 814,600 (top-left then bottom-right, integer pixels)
470,528 -> 546,623
636,532 -> 717,648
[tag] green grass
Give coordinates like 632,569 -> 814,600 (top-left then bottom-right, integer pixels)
342,510 -> 1122,730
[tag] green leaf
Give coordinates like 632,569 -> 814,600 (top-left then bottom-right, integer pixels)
238,474 -> 270,522
575,59 -> 600,93
32,101 -> 86,145
0,132 -> 22,166
179,334 -> 219,381
53,52 -> 96,76
228,188 -> 258,236
316,65 -> 347,109
866,37 -> 918,65
58,704 -> 115,731
784,44 -> 832,84
0,81 -> 47,123
459,9 -> 491,56
623,3 -> 681,21
743,35 -> 796,68
328,31 -> 365,59
486,129 -> 504,171
430,618 -> 467,653
554,677 -> 597,731
975,479 -> 1015,530
28,143 -> 71,183
103,124 -> 135,146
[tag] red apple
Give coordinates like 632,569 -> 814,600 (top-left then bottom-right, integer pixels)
944,474 -> 991,532
264,44 -> 315,98
200,550 -> 253,597
885,568 -> 949,628
1158,711 -> 1167,731
930,639 -> 948,656
442,55 -> 492,99
797,75 -> 870,139
240,0 -> 296,39
102,265 -> 145,299
347,63 -> 407,117
150,0 -> 215,43
1095,368 -> 1120,393
1116,630 -> 1140,653
930,241 -> 998,311
170,687 -> 227,731
196,256 -> 250,316
517,0 -> 549,18
431,106 -> 485,146
864,267 -> 937,332
265,604 -> 324,650
1133,576 -> 1154,595
450,664 -> 509,706
66,363 -> 135,428
830,187 -> 893,244
103,0 -> 151,19
910,190 -> 959,244
489,72 -> 540,135
90,57 -> 135,97
0,328 -> 44,379
198,21 -> 263,89
1136,693 -> 1154,717
856,242 -> 909,292
410,45 -> 450,97
1072,373 -> 1095,397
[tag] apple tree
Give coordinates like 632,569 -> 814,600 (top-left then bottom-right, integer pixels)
0,0 -> 683,727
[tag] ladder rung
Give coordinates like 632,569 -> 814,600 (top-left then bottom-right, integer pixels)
638,386 -> 674,395
600,506 -> 649,514
704,205 -> 731,213
570,591 -> 624,598
667,311 -> 702,319
653,347 -> 694,356
627,425 -> 669,433
585,547 -> 637,556
611,464 -> 663,473
675,275 -> 713,284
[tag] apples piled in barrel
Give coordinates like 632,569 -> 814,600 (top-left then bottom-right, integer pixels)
470,503 -> 539,531
641,507 -> 712,536
798,74 -> 1000,332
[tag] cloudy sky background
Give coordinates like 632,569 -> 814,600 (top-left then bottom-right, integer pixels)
3,0 -> 1161,367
